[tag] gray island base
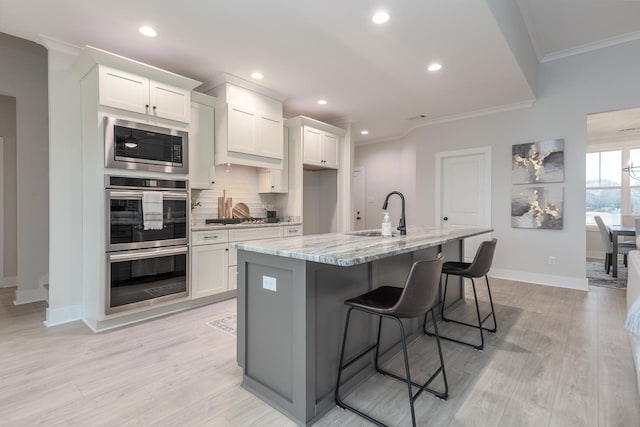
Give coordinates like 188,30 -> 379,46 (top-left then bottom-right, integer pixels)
235,226 -> 493,426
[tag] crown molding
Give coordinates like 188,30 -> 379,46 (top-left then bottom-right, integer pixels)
416,99 -> 536,128
39,35 -> 81,56
198,73 -> 287,102
541,30 -> 640,63
355,100 -> 536,148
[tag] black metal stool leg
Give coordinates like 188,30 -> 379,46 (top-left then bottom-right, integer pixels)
430,308 -> 448,398
470,279 -> 485,350
394,317 -> 416,427
441,274 -> 450,322
484,275 -> 497,333
335,307 -> 353,409
374,316 -> 383,372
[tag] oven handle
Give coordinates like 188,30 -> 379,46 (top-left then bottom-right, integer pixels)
108,190 -> 188,200
108,246 -> 188,262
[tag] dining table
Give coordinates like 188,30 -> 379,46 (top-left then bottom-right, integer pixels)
609,224 -> 636,278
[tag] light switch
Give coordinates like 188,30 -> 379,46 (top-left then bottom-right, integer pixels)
262,276 -> 277,292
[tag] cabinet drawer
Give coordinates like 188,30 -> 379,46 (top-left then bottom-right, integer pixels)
283,225 -> 302,237
192,230 -> 229,246
229,227 -> 283,242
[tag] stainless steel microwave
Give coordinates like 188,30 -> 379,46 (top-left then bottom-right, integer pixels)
104,117 -> 189,174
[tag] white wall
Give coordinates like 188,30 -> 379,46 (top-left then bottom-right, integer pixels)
0,95 -> 17,284
191,165 -> 275,225
0,34 -> 49,303
355,137 -> 417,230
356,39 -> 640,290
43,38 -> 83,325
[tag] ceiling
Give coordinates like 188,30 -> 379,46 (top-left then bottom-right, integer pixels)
588,107 -> 640,145
1,1 -> 639,144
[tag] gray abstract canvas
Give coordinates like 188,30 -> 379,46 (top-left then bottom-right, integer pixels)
512,139 -> 564,184
511,186 -> 563,229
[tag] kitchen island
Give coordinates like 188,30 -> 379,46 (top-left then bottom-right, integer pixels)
234,225 -> 493,425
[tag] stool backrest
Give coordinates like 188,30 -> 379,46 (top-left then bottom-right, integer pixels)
465,238 -> 498,277
391,254 -> 444,318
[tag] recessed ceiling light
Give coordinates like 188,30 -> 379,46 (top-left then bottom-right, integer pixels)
139,26 -> 157,37
317,99 -> 327,105
361,130 -> 369,135
251,72 -> 264,80
427,63 -> 443,72
372,11 -> 390,24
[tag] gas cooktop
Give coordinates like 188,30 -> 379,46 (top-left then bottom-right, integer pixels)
205,217 -> 279,225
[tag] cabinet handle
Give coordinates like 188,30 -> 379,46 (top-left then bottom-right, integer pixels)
145,104 -> 149,110
225,248 -> 229,251
203,235 -> 219,240
153,105 -> 157,112
288,229 -> 298,233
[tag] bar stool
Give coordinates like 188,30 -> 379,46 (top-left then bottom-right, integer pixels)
425,238 -> 497,351
335,254 -> 448,427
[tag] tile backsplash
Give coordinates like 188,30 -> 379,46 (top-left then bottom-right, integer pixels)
190,165 -> 279,226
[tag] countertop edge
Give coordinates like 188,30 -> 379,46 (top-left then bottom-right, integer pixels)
234,227 -> 494,266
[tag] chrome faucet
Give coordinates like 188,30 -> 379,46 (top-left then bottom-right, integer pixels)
382,191 -> 406,235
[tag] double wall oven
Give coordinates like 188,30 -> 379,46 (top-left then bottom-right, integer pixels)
105,175 -> 189,314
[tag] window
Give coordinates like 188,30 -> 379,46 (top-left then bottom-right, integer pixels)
630,148 -> 640,213
586,150 -> 621,225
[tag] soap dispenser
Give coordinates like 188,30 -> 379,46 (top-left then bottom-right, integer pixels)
381,211 -> 392,237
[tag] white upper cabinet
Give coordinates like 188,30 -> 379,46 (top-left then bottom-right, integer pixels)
227,104 -> 258,155
302,126 -> 339,170
99,65 -> 191,123
208,81 -> 285,169
189,92 -> 216,189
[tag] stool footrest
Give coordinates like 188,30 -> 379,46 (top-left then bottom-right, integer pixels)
441,313 -> 497,332
377,366 -> 448,400
339,343 -> 378,371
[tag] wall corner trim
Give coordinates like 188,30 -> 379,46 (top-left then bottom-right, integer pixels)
44,305 -> 83,327
489,268 -> 588,291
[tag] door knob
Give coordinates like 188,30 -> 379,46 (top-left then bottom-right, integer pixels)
443,217 -> 448,221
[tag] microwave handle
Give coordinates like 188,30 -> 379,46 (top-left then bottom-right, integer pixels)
108,190 -> 188,200
108,246 -> 188,262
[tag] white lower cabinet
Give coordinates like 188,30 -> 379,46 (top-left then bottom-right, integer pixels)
191,226 -> 293,300
191,243 -> 228,299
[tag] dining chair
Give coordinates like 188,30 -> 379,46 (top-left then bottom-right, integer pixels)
594,216 -> 635,274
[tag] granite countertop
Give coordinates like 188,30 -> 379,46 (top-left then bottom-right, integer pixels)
191,222 -> 302,231
232,225 -> 493,266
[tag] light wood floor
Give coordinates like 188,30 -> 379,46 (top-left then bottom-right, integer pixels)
1,279 -> 639,426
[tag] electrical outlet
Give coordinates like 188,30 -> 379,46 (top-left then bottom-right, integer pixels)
262,276 -> 277,292
548,256 -> 556,265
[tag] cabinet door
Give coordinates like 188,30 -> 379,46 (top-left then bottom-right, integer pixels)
150,80 -> 191,123
99,66 -> 149,115
258,115 -> 283,159
189,100 -> 215,189
303,127 -> 323,166
322,132 -> 339,169
191,243 -> 228,298
228,104 -> 257,155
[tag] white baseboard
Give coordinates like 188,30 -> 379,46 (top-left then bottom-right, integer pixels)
489,268 -> 589,291
587,251 -> 604,260
14,288 -> 47,305
44,305 -> 83,327
0,276 -> 17,288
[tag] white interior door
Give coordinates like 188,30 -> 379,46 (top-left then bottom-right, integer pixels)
352,167 -> 365,230
437,147 -> 491,261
